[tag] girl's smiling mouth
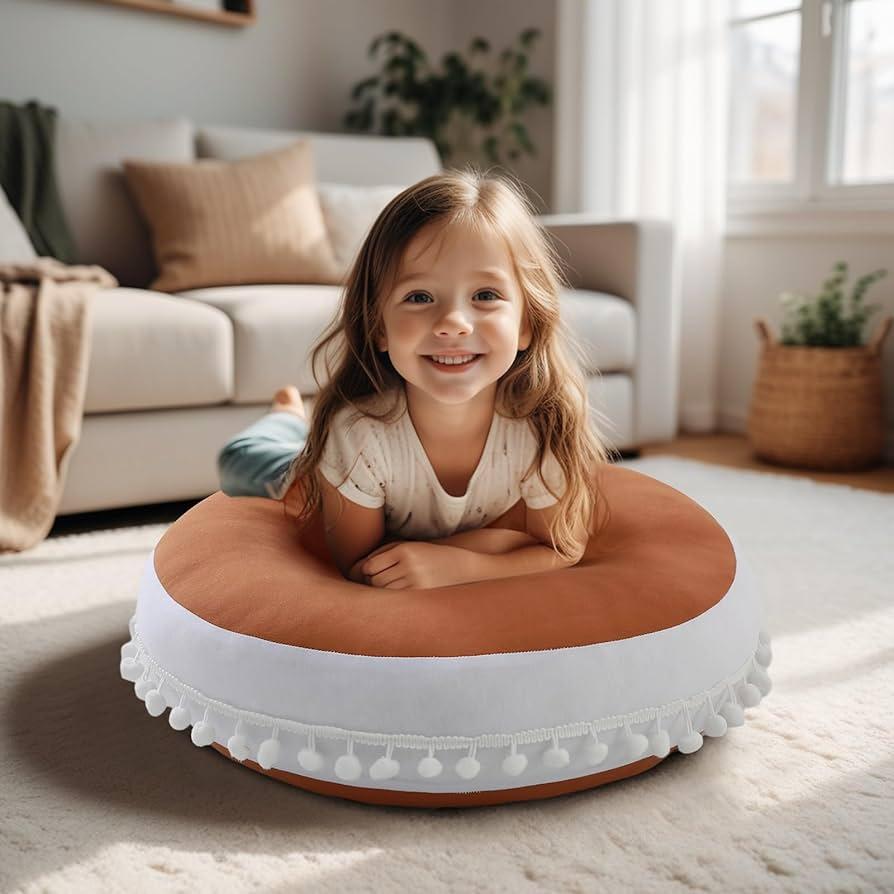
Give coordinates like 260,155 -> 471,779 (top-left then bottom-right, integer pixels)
424,354 -> 483,371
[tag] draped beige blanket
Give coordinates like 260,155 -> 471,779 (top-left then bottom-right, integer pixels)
0,257 -> 117,553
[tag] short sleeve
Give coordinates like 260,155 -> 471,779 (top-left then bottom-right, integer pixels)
519,447 -> 566,510
318,409 -> 386,509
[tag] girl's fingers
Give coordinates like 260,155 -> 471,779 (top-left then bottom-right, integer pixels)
384,578 -> 409,589
364,551 -> 400,576
370,565 -> 402,587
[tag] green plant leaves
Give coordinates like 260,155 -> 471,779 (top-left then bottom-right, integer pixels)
778,262 -> 888,347
345,28 -> 549,166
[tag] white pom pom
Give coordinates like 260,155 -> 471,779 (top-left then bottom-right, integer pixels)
720,703 -> 745,727
334,753 -> 362,781
455,756 -> 481,780
649,730 -> 671,758
627,732 -> 649,760
369,757 -> 400,780
678,730 -> 704,753
121,642 -> 137,660
145,689 -> 167,717
134,676 -> 154,700
740,682 -> 762,707
542,745 -> 570,769
502,752 -> 528,777
751,668 -> 773,696
120,657 -> 142,682
227,734 -> 251,762
417,756 -> 443,778
583,741 -> 608,766
191,720 -> 216,747
298,748 -> 324,772
758,629 -> 771,647
703,713 -> 728,737
257,737 -> 281,770
169,705 -> 191,731
755,643 -> 772,667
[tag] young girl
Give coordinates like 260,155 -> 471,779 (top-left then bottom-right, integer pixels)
218,168 -> 616,589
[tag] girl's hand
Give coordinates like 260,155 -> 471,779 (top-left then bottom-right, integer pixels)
360,541 -> 473,589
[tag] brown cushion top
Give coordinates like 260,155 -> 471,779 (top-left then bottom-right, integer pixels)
153,464 -> 735,658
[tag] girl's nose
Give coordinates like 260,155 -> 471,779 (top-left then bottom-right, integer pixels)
434,308 -> 471,336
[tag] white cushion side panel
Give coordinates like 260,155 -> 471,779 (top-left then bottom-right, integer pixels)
135,536 -> 761,738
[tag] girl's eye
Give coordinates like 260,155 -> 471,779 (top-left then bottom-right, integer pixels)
403,290 -> 501,304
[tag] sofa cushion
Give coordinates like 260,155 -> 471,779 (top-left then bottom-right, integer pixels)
175,284 -> 342,403
54,116 -> 194,289
197,125 -> 441,186
122,141 -> 342,293
560,288 -> 636,374
84,288 -> 233,413
318,182 -> 405,275
178,284 -> 636,405
0,184 -> 37,263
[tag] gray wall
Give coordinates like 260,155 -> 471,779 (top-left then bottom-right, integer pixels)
0,0 -> 556,207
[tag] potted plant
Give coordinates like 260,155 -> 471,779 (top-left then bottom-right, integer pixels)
343,29 -> 551,170
748,261 -> 891,471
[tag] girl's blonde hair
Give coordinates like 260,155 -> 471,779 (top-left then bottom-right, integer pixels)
285,167 -> 617,561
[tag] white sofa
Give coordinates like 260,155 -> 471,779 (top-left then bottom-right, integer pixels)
46,116 -> 677,515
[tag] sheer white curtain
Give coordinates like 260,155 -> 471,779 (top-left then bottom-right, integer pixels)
554,0 -> 731,432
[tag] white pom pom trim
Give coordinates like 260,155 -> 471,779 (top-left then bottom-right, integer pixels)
227,719 -> 251,762
257,726 -> 281,770
334,737 -> 362,781
121,614 -> 772,785
455,745 -> 481,780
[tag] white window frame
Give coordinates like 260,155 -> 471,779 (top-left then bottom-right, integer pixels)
727,0 -> 894,235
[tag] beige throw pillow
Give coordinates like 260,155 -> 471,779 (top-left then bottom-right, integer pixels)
122,141 -> 343,292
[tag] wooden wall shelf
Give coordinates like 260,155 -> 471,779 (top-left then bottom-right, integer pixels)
88,0 -> 255,27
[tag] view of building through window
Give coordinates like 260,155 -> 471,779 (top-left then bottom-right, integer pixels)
728,1 -> 801,184
728,0 -> 894,190
841,0 -> 894,184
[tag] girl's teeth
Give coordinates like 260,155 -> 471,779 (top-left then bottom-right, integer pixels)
431,355 -> 476,366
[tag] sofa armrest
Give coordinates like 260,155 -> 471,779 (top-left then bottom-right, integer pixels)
537,215 -> 679,446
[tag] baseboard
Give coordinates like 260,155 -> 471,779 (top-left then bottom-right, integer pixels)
717,406 -> 747,433
679,402 -> 718,433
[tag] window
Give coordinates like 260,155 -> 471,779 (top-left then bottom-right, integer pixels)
838,0 -> 894,184
728,0 -> 894,231
729,1 -> 802,184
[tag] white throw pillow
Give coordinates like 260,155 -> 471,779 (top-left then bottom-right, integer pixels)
0,185 -> 38,263
317,183 -> 405,273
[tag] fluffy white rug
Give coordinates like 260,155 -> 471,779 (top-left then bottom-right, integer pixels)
1,456 -> 892,893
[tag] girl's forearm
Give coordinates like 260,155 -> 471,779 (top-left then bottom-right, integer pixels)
457,543 -> 576,583
346,528 -> 541,586
429,527 -> 540,555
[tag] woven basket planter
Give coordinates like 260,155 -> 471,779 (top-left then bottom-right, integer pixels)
747,316 -> 892,472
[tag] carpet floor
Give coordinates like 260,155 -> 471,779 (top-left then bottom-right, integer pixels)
1,456 -> 891,893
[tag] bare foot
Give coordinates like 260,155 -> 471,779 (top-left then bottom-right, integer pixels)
270,385 -> 306,419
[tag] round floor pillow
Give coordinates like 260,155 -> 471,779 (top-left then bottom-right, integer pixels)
120,464 -> 772,808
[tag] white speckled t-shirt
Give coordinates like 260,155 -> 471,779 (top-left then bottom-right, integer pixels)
315,387 -> 565,541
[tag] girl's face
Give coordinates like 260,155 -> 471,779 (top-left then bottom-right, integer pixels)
376,219 -> 532,405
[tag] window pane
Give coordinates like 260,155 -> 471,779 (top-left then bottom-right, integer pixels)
728,12 -> 801,183
840,0 -> 894,184
732,1 -> 800,20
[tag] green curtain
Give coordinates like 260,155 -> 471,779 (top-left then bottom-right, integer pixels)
0,99 -> 77,263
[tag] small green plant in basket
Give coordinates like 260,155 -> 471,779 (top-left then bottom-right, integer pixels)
778,261 -> 888,347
